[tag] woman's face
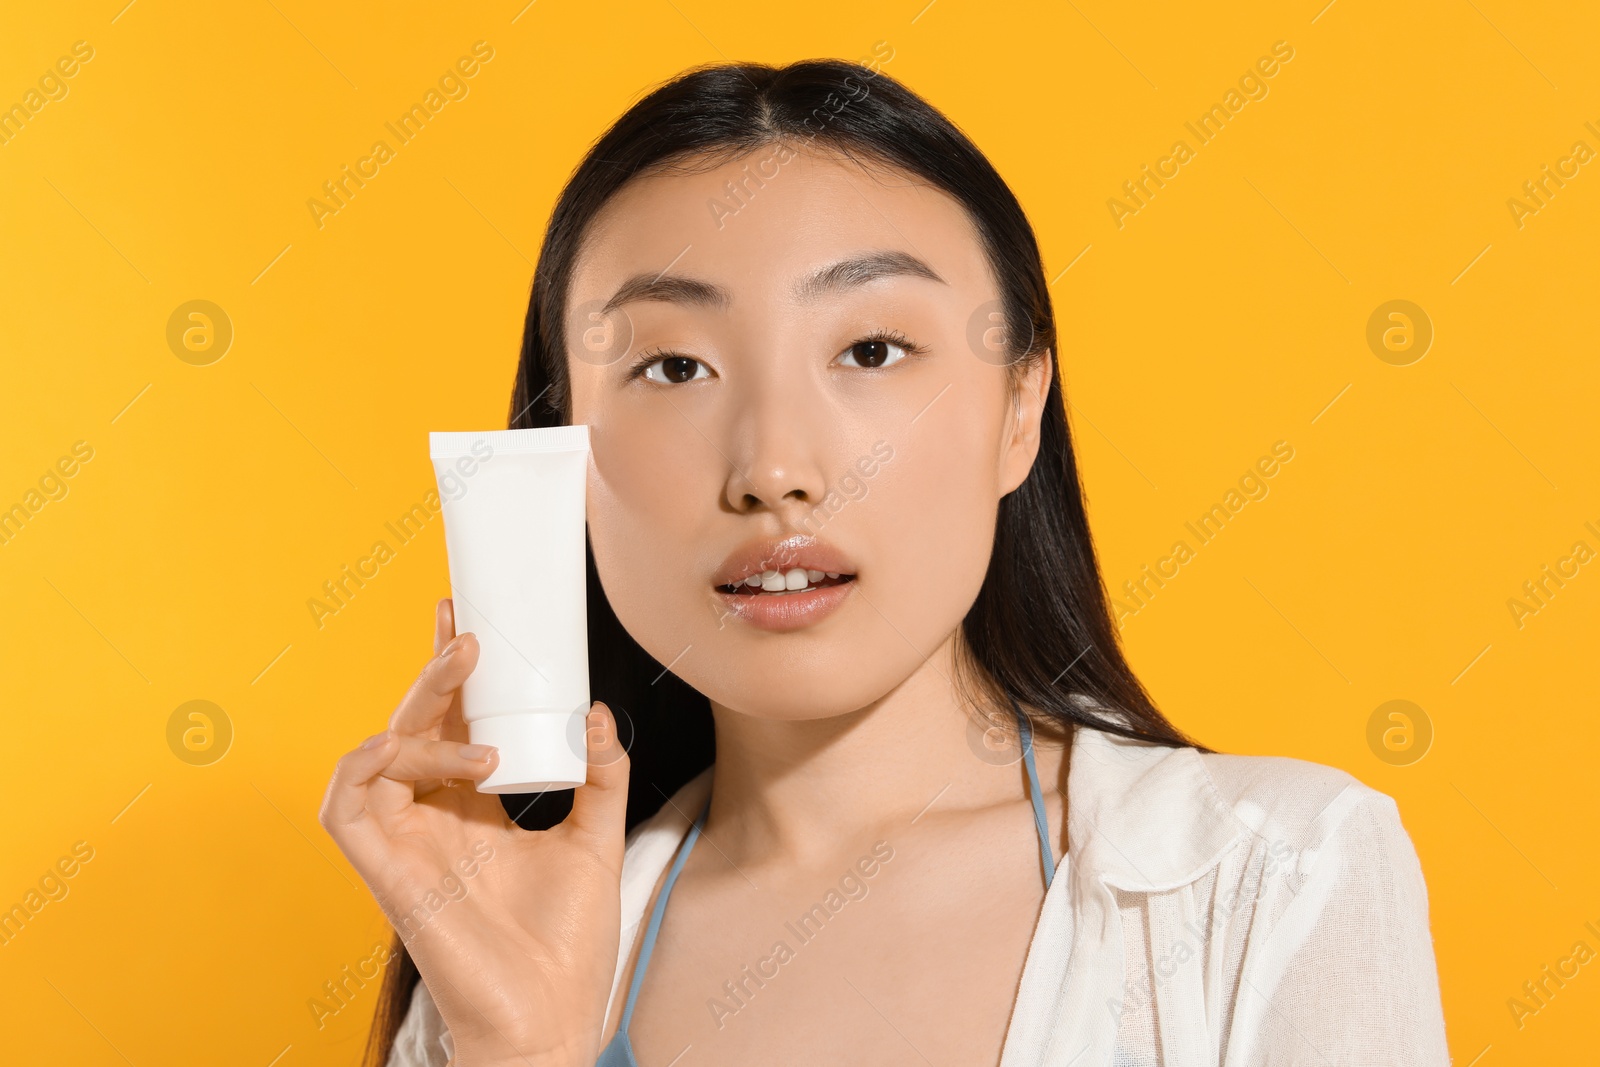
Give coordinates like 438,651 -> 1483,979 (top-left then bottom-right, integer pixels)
565,145 -> 1051,721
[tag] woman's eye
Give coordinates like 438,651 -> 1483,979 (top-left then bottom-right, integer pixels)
640,355 -> 710,384
633,335 -> 919,382
837,337 -> 910,369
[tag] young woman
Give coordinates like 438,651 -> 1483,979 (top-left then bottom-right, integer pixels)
320,60 -> 1450,1067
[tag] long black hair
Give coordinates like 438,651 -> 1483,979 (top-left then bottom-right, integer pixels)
364,57 -> 1203,1066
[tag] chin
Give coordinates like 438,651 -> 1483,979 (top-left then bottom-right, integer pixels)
695,680 -> 876,722
684,634 -> 933,725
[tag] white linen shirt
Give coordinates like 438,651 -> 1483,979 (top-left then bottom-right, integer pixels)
387,720 -> 1451,1066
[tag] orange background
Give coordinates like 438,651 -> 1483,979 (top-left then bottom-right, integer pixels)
2,1 -> 1596,1063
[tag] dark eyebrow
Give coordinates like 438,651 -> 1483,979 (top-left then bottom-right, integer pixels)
601,273 -> 728,316
793,249 -> 947,302
599,250 -> 946,315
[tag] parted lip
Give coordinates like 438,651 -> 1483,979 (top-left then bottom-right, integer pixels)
711,534 -> 858,589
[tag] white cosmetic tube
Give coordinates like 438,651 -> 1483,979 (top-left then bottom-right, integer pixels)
429,425 -> 591,793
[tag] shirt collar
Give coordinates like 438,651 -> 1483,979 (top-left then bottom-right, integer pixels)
1065,714 -> 1245,892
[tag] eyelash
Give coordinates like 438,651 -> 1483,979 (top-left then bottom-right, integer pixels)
623,329 -> 929,383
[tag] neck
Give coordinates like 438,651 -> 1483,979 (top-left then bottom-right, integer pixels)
702,632 -> 1060,869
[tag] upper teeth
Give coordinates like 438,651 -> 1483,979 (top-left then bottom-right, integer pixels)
738,567 -> 841,590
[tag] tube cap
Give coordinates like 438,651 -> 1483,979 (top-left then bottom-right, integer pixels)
469,709 -> 589,794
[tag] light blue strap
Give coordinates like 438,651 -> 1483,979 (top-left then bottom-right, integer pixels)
1011,694 -> 1056,889
618,794 -> 711,1030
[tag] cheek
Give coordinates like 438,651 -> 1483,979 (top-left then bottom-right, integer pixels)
848,378 -> 1009,663
585,414 -> 722,653
859,419 -> 1000,632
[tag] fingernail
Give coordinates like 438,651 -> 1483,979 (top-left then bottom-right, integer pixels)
441,635 -> 463,659
460,744 -> 496,762
361,731 -> 389,750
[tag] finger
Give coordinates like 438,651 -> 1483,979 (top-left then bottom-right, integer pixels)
380,735 -> 499,784
438,673 -> 470,746
433,597 -> 454,656
567,702 -> 630,844
389,632 -> 480,736
423,603 -> 468,745
319,731 -> 402,836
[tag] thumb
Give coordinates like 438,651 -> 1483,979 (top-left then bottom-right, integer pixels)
567,701 -> 630,847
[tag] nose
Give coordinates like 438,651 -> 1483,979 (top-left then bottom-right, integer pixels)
721,374 -> 831,519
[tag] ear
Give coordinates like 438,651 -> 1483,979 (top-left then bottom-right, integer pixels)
997,350 -> 1055,496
